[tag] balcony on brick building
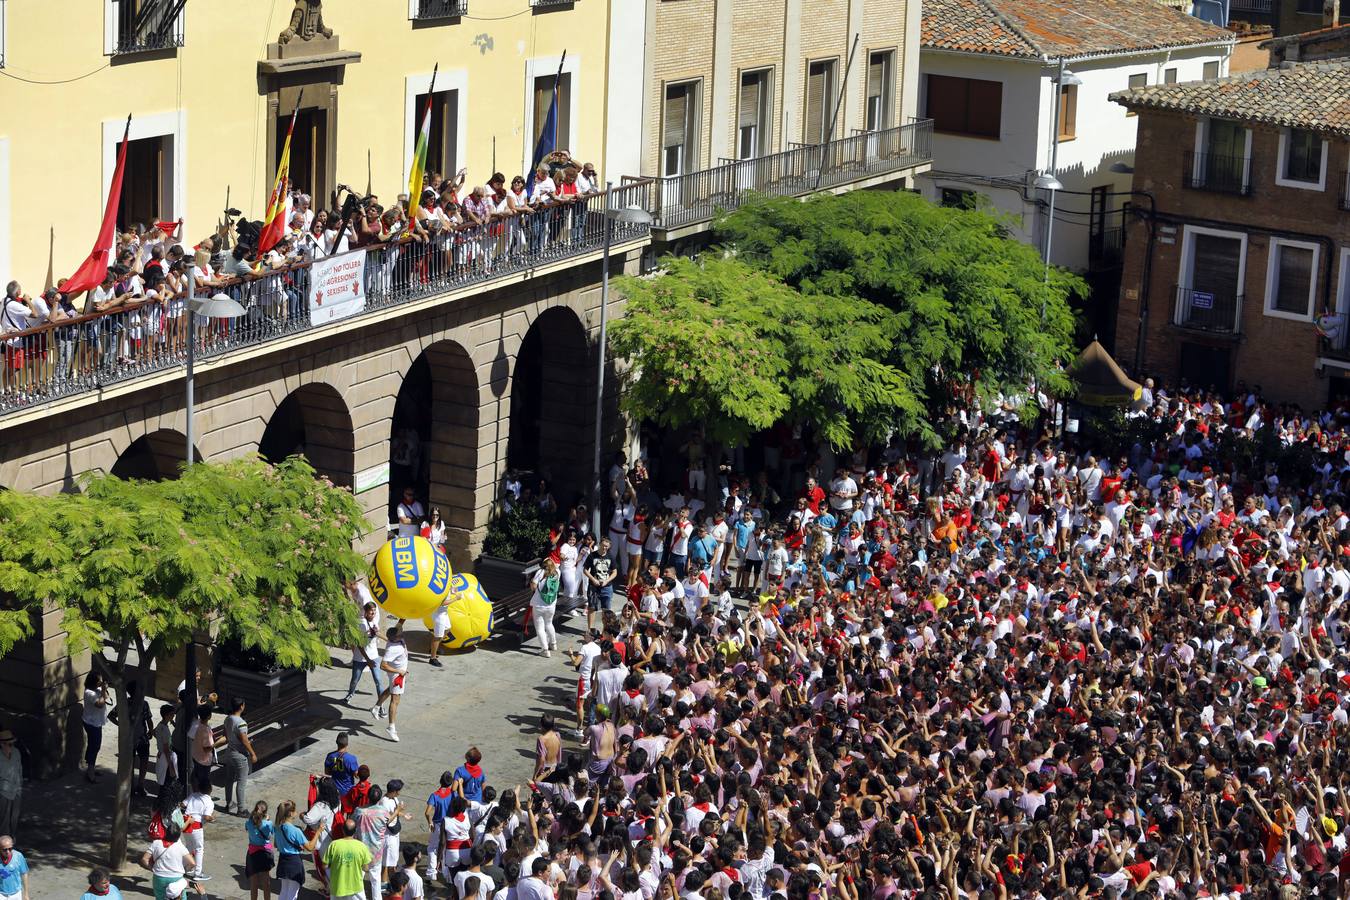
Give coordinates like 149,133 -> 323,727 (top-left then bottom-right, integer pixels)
1173,286 -> 1243,335
1183,150 -> 1254,196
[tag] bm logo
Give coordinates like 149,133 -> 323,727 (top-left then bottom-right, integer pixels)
429,548 -> 450,596
391,537 -> 420,589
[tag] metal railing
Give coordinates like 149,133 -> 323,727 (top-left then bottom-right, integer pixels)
530,0 -> 575,7
1230,0 -> 1274,12
1173,286 -> 1242,334
642,119 -> 933,230
0,183 -> 652,417
413,0 -> 469,18
1089,226 -> 1125,269
110,0 -> 186,55
1183,151 -> 1253,196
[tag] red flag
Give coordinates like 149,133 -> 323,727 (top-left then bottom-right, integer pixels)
64,115 -> 132,295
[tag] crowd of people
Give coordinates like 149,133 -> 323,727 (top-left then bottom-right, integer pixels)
0,153 -> 606,409
23,376 -> 1350,899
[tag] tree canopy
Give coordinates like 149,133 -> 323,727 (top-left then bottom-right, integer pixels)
611,190 -> 1084,449
609,254 -> 922,449
0,456 -> 366,665
0,456 -> 368,865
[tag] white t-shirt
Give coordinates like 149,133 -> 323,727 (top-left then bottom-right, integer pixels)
671,520 -> 693,555
829,476 -> 858,512
576,642 -> 602,684
397,500 -> 425,537
147,839 -> 193,878
383,642 -> 409,692
403,866 -> 427,899
82,688 -> 109,727
185,791 -> 215,826
455,869 -> 496,900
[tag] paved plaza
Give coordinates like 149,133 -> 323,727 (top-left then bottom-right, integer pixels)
23,617 -> 586,898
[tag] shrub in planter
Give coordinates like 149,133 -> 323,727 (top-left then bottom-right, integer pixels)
482,503 -> 551,562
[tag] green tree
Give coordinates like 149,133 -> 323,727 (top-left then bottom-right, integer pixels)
610,254 -> 922,449
0,457 -> 367,867
715,190 -> 1084,441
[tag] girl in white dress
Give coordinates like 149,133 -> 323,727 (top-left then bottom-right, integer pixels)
559,532 -> 581,601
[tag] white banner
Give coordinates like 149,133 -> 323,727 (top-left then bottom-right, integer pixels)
308,249 -> 367,324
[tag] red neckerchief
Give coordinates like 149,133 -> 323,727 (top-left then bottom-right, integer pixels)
435,787 -> 454,798
722,867 -> 740,882
463,763 -> 483,779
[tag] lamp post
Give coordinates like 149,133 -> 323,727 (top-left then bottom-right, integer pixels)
591,184 -> 653,538
177,284 -> 245,787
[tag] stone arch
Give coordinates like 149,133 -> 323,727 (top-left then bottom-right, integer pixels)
110,429 -> 200,481
507,304 -> 595,509
258,382 -> 356,488
389,339 -> 480,563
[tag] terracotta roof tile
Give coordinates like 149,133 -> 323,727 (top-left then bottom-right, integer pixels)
1110,60 -> 1350,139
922,0 -> 1233,59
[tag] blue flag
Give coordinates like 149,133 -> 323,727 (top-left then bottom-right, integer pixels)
529,86 -> 559,181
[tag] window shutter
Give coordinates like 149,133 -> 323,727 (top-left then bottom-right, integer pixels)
805,66 -> 826,144
664,87 -> 688,149
867,57 -> 884,101
739,75 -> 761,130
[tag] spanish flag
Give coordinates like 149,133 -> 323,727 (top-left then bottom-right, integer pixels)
257,101 -> 299,256
408,64 -> 438,222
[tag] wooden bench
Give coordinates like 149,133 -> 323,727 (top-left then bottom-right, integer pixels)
211,691 -> 335,765
492,586 -> 535,634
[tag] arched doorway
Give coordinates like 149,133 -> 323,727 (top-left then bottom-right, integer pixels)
111,430 -> 199,481
258,382 -> 356,488
507,306 -> 594,510
388,340 -> 479,561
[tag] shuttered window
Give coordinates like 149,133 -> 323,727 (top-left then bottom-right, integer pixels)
1191,233 -> 1242,301
663,81 -> 699,176
1058,84 -> 1077,139
804,60 -> 836,145
865,51 -> 894,131
1271,242 -> 1316,316
926,74 -> 1002,139
738,70 -> 772,159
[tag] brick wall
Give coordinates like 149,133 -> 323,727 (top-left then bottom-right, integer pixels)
1115,108 -> 1350,409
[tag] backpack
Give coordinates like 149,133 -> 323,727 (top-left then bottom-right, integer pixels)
147,810 -> 166,842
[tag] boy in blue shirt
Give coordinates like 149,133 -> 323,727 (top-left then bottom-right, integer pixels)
453,746 -> 486,802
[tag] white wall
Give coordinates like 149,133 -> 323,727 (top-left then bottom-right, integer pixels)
605,0 -> 647,180
919,44 -> 1230,271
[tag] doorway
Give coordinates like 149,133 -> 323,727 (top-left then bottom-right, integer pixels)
118,135 -> 174,231
1178,342 -> 1232,393
279,108 -> 329,201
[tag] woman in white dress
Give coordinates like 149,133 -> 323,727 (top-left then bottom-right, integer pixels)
558,531 -> 581,601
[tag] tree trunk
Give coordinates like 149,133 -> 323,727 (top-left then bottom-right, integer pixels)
109,686 -> 134,869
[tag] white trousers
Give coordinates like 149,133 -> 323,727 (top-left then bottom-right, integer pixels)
533,604 -> 557,651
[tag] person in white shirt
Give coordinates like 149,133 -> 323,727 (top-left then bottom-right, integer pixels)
397,487 -> 425,538
516,858 -> 556,900
374,627 -> 410,742
829,469 -> 858,513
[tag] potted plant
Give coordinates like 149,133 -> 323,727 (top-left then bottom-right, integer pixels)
477,502 -> 549,600
215,631 -> 309,709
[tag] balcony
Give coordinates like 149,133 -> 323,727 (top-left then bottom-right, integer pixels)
530,0 -> 575,7
0,184 -> 651,418
412,0 -> 468,18
640,119 -> 933,234
1173,286 -> 1242,334
1183,151 -> 1253,196
1088,226 -> 1125,270
110,0 -> 186,55
1230,0 -> 1274,11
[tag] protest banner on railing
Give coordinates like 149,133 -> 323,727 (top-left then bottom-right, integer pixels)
309,249 -> 367,324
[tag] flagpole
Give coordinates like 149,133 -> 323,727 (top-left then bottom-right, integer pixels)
551,51 -> 567,153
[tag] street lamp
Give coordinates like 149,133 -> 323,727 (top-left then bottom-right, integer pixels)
591,184 -> 653,538
177,284 -> 244,787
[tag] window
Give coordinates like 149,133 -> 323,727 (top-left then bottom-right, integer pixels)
1125,74 -> 1147,116
1277,127 -> 1327,190
412,90 -> 460,182
533,72 -> 572,153
926,74 -> 1002,139
940,188 -> 976,209
1164,68 -> 1178,84
1057,84 -> 1077,139
1177,226 -> 1247,332
1189,118 -> 1251,194
1265,239 -> 1319,319
1203,61 -> 1221,80
118,135 -> 174,230
662,81 -> 700,177
865,50 -> 895,131
737,70 -> 773,160
411,0 -> 468,18
107,0 -> 185,55
804,59 -> 838,145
